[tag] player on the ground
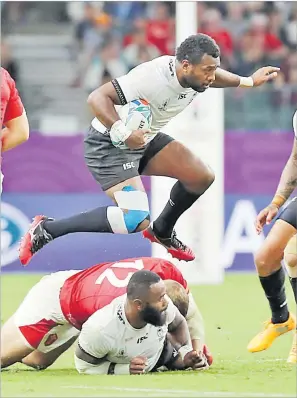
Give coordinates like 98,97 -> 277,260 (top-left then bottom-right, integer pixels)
19,33 -> 278,267
1,257 -> 210,370
1,67 -> 30,193
75,270 -> 205,375
247,110 -> 297,363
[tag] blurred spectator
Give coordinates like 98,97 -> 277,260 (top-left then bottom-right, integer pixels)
146,2 -> 175,55
200,8 -> 233,69
104,2 -> 146,34
284,5 -> 297,49
244,13 -> 287,65
1,40 -> 19,84
122,28 -> 160,70
71,5 -> 113,87
201,8 -> 233,55
225,3 -> 249,39
233,31 -> 266,76
83,38 -> 128,93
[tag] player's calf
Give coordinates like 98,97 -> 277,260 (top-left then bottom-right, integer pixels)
284,235 -> 297,304
21,336 -> 77,370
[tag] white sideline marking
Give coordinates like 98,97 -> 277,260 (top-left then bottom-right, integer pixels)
62,386 -> 293,397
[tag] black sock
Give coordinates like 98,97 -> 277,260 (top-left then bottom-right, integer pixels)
44,206 -> 112,239
153,181 -> 201,238
259,267 -> 289,324
289,277 -> 297,304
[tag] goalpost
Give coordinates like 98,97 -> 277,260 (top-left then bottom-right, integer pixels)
150,2 -> 225,284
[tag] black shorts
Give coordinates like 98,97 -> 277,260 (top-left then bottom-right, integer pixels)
84,127 -> 174,191
278,197 -> 297,229
151,335 -> 179,372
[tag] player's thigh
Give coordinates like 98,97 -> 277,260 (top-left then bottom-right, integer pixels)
84,126 -> 145,192
255,219 -> 297,275
284,235 -> 297,268
12,272 -> 76,352
1,315 -> 34,367
140,133 -> 214,191
22,335 -> 78,370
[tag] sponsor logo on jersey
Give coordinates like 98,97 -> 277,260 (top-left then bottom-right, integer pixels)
178,93 -> 187,100
117,306 -> 125,325
123,162 -> 135,170
44,333 -> 58,347
137,332 -> 149,344
114,349 -> 127,359
1,202 -> 30,267
158,99 -> 170,111
157,327 -> 165,341
169,60 -> 175,77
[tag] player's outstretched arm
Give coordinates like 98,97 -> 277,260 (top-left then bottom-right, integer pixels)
211,66 -> 279,89
1,111 -> 29,152
185,293 -> 205,352
255,135 -> 297,234
168,307 -> 208,370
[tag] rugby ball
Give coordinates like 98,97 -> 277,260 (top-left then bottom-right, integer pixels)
118,99 -> 152,132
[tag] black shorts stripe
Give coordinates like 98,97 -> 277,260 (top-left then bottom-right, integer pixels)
278,197 -> 297,230
111,79 -> 128,105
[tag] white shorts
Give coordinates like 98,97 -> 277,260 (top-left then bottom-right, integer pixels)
14,270 -> 80,353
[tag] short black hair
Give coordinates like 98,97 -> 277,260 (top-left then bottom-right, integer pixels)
127,270 -> 161,300
176,33 -> 220,65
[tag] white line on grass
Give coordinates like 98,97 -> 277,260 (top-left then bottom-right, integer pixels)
62,386 -> 293,397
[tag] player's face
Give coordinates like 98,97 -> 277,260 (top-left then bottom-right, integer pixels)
139,281 -> 168,326
181,54 -> 220,92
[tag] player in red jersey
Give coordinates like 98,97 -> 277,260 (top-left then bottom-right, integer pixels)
1,257 -> 212,370
1,67 -> 30,192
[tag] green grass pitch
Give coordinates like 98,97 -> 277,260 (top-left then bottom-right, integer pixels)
1,273 -> 296,397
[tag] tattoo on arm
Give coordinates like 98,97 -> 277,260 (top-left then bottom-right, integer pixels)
276,139 -> 297,200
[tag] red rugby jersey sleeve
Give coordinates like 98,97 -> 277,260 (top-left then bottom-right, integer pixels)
155,259 -> 188,292
4,74 -> 24,124
113,60 -> 162,104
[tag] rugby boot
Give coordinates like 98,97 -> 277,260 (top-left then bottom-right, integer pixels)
287,329 -> 297,364
19,215 -> 53,266
247,313 -> 296,353
143,224 -> 195,262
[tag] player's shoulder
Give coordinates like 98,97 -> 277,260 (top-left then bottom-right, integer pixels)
132,55 -> 175,81
84,295 -> 126,334
1,67 -> 13,83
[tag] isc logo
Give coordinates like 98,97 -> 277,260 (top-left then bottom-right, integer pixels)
123,162 -> 135,170
137,333 -> 148,344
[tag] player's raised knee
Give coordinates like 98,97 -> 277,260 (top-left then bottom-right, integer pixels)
254,250 -> 275,275
108,186 -> 150,234
190,164 -> 215,193
284,253 -> 297,269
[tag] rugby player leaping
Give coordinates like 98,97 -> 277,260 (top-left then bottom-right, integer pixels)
19,34 -> 279,266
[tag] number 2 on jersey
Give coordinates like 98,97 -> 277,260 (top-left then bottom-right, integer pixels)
95,260 -> 144,288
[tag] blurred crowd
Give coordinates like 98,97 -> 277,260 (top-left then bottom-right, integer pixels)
2,1 -> 296,92
1,1 -> 296,131
66,1 -> 297,92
